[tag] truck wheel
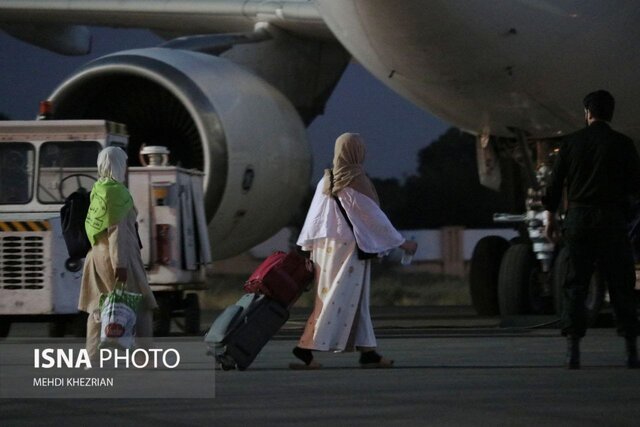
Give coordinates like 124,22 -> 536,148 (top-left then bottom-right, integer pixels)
469,236 -> 509,315
49,320 -> 67,337
184,293 -> 201,335
552,247 -> 605,326
0,318 -> 11,338
72,312 -> 88,338
153,294 -> 172,337
498,243 -> 537,315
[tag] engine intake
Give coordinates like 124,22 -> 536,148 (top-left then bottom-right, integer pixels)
50,48 -> 310,259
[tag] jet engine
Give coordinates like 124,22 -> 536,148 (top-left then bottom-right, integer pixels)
49,48 -> 311,260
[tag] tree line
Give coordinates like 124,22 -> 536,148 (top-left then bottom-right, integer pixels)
371,127 -> 514,229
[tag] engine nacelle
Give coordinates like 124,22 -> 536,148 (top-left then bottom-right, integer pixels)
49,48 -> 311,260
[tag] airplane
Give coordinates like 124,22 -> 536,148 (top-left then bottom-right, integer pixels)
1,0 -> 638,317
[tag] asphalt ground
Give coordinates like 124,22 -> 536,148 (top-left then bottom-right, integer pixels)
2,307 -> 640,426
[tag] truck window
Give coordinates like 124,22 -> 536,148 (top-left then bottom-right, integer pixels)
0,142 -> 35,204
38,141 -> 102,203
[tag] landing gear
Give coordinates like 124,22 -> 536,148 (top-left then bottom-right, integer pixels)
497,243 -> 552,315
469,236 -> 509,315
471,237 -> 605,319
474,134 -> 608,319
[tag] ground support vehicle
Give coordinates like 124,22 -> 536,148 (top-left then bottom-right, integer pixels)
129,156 -> 212,336
0,120 -> 211,337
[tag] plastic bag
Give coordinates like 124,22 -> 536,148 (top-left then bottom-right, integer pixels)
98,282 -> 142,350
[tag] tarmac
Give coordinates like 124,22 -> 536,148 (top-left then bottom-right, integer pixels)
1,306 -> 640,426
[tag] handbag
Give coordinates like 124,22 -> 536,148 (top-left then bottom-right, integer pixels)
98,282 -> 143,350
243,251 -> 314,307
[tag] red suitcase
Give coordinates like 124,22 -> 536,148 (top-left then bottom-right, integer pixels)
243,251 -> 314,307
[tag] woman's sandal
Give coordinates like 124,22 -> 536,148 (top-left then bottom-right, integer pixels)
289,346 -> 322,370
360,356 -> 394,369
289,360 -> 323,370
359,351 -> 394,369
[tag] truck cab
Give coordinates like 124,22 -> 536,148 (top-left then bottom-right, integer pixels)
0,120 -> 127,337
0,120 -> 211,338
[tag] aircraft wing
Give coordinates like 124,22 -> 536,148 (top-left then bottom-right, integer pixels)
0,0 -> 331,54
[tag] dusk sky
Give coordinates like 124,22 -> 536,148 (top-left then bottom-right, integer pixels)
0,28 -> 450,182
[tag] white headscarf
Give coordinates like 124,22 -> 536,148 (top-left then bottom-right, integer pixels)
97,146 -> 128,183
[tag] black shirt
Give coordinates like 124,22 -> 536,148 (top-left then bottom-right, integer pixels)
542,121 -> 640,213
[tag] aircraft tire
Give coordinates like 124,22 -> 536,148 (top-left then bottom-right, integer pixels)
469,236 -> 509,315
498,243 -> 536,315
552,246 -> 605,326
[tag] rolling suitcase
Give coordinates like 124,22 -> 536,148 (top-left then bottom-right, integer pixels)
205,293 -> 289,370
205,251 -> 314,370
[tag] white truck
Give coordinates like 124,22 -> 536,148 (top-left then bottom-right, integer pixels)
0,120 -> 211,337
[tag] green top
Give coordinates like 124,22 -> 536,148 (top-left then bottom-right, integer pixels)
85,178 -> 133,246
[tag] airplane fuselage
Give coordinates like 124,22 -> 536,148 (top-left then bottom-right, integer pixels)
316,0 -> 640,140
2,1 -> 638,140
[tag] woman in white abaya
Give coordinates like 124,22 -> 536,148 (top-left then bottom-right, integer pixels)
291,133 -> 417,369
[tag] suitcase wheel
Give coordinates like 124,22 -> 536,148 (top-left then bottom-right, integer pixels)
216,353 -> 237,371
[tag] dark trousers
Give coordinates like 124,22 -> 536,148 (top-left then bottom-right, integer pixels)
562,207 -> 638,338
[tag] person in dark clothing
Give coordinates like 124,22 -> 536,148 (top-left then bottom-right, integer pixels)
543,90 -> 640,369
